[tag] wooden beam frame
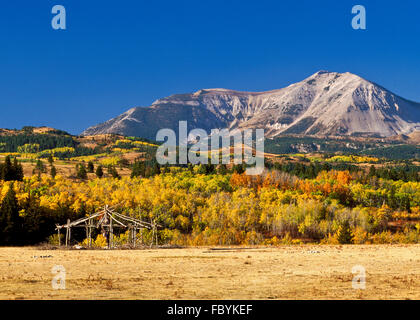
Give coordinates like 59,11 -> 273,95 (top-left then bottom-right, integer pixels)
55,204 -> 161,249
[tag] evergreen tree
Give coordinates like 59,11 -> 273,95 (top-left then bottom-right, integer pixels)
368,165 -> 376,177
50,165 -> 57,178
33,159 -> 46,177
95,165 -> 104,178
48,154 -> 54,165
21,195 -> 47,244
337,220 -> 354,244
131,161 -> 145,178
0,183 -> 22,245
13,158 -> 24,181
307,164 -> 316,179
1,156 -> 13,181
76,163 -> 87,180
0,156 -> 24,181
152,162 -> 161,176
198,163 -> 215,175
232,164 -> 245,174
108,166 -> 120,179
217,164 -> 228,175
87,161 -> 94,173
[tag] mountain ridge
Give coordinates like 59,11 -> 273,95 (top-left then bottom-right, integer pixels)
82,71 -> 420,140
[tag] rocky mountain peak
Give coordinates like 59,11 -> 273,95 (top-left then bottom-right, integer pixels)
82,71 -> 420,140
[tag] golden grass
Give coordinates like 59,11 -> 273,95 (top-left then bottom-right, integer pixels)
19,161 -> 132,179
0,245 -> 419,300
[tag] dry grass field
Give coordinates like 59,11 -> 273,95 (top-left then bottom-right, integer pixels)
18,161 -> 133,179
0,245 -> 419,300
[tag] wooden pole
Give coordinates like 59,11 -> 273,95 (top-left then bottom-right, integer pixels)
129,224 -> 133,247
155,222 -> 158,246
109,209 -> 113,249
150,228 -> 153,248
140,228 -> 143,245
57,228 -> 61,247
150,220 -> 155,248
85,221 -> 89,246
65,219 -> 70,247
88,215 -> 91,248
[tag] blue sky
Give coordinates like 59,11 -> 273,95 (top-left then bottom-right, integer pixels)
1,0 -> 419,134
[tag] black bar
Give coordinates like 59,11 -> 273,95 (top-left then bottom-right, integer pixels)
0,300 -> 417,319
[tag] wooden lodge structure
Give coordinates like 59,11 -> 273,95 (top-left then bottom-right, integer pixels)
55,205 -> 161,249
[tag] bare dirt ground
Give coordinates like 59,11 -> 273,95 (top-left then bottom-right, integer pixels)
0,245 -> 419,300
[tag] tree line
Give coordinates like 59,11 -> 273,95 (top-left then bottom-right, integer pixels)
0,133 -> 76,152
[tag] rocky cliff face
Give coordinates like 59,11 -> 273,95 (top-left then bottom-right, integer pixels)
82,71 -> 420,140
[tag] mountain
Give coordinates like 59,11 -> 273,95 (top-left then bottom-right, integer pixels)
82,71 -> 420,140
408,131 -> 420,144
